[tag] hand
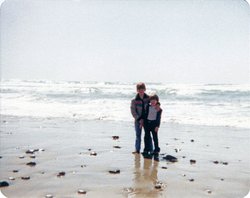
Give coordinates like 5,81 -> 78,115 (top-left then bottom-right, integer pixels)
156,104 -> 161,111
139,119 -> 144,128
155,127 -> 159,133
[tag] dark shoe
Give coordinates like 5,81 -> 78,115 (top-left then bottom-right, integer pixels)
153,155 -> 159,161
142,152 -> 153,159
141,150 -> 149,155
154,148 -> 160,154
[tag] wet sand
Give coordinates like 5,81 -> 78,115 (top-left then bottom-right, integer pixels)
0,115 -> 249,198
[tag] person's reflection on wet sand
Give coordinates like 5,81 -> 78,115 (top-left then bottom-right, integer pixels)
132,154 -> 160,198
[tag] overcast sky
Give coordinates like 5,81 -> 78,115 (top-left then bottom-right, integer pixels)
0,0 -> 249,83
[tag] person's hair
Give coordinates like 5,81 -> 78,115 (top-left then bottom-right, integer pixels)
149,94 -> 159,102
136,82 -> 146,90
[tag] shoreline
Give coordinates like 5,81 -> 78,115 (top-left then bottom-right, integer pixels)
1,114 -> 249,130
0,115 -> 249,197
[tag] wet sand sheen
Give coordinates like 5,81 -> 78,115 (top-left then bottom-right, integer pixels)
0,115 -> 249,198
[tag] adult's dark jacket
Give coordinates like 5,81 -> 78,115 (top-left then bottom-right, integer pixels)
130,93 -> 149,121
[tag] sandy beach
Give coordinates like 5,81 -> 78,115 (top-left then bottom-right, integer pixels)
1,0 -> 250,196
0,115 -> 249,198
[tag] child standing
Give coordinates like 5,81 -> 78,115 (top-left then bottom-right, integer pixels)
130,83 -> 152,154
143,94 -> 162,155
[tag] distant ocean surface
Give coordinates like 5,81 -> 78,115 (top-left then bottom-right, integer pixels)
0,79 -> 249,128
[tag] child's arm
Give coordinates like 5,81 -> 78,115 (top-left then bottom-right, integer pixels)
155,109 -> 162,130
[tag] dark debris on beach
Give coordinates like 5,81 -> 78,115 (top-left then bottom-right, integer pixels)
154,181 -> 165,190
109,169 -> 120,174
26,162 -> 36,167
190,159 -> 196,164
0,181 -> 9,187
90,152 -> 97,156
112,136 -> 119,140
21,176 -> 30,180
57,172 -> 66,177
78,189 -> 87,194
163,155 -> 178,163
213,161 -> 229,165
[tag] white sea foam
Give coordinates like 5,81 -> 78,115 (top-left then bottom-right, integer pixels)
0,79 -> 249,128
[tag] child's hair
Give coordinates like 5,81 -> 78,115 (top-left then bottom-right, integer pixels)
136,82 -> 146,90
149,94 -> 159,102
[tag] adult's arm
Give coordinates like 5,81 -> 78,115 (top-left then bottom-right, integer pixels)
130,100 -> 139,120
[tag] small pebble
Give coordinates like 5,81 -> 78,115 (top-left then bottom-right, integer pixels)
174,148 -> 181,153
8,177 -> 15,181
26,149 -> 35,154
213,161 -> 219,164
81,165 -> 87,168
0,156 -> 2,159
57,172 -> 66,177
45,194 -> 53,198
19,156 -> 25,159
88,148 -> 92,151
78,189 -> 87,194
13,170 -> 19,173
26,162 -> 36,167
161,166 -> 168,169
112,136 -> 119,140
182,156 -> 186,158
109,169 -> 120,174
113,146 -> 121,149
190,159 -> 196,164
190,139 -> 194,142
90,152 -> 97,156
189,179 -> 194,182
30,155 -> 36,159
221,178 -> 224,181
155,184 -> 162,189
154,181 -> 164,190
0,181 -> 9,187
222,162 -> 228,165
123,187 -> 134,193
182,174 -> 186,177
21,176 -> 30,180
206,189 -> 212,194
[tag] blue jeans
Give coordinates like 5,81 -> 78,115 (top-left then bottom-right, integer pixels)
134,121 -> 153,152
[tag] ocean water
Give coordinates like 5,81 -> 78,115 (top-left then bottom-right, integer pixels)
0,79 -> 249,128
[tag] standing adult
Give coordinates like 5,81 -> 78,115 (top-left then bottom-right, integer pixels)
130,82 -> 152,154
